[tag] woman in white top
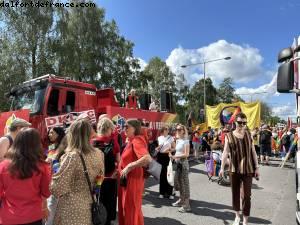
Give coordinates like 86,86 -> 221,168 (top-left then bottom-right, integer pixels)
169,124 -> 191,213
156,126 -> 175,199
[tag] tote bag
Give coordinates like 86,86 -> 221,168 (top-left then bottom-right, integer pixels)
167,159 -> 174,186
147,159 -> 162,181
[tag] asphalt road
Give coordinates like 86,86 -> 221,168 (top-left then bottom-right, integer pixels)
142,158 -> 296,225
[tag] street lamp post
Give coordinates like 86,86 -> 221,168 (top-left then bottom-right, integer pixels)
181,56 -> 231,121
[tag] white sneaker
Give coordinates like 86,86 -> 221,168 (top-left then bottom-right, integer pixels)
159,195 -> 164,199
169,195 -> 174,200
232,217 -> 240,225
172,199 -> 182,207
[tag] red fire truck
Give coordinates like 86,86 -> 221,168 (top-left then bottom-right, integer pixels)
4,74 -> 178,145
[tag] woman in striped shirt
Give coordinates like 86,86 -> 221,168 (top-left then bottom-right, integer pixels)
220,112 -> 260,225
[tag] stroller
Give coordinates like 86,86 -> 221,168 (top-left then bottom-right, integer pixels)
205,150 -> 230,185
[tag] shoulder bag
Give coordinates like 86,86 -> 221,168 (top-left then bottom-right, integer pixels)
79,154 -> 107,225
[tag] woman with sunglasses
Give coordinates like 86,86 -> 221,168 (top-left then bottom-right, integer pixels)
220,112 -> 259,225
118,119 -> 152,225
169,124 -> 191,213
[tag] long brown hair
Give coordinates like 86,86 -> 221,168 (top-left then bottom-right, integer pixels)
67,119 -> 94,154
127,119 -> 142,136
7,128 -> 44,179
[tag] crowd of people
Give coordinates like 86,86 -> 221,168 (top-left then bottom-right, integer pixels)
189,122 -> 297,166
0,112 -> 296,225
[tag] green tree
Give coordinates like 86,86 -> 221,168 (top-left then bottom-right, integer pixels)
53,8 -> 138,91
175,73 -> 189,102
260,101 -> 272,124
0,34 -> 27,111
217,77 -> 236,103
1,1 -> 55,78
142,57 -> 176,100
268,115 -> 282,126
187,78 -> 218,122
110,37 -> 140,105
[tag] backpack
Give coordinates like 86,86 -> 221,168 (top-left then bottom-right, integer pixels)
281,134 -> 290,146
260,131 -> 271,144
92,139 -> 115,176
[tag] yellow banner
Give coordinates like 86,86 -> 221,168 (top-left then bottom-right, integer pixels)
206,101 -> 261,130
193,122 -> 208,135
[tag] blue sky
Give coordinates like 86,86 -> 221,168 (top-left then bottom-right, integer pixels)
99,0 -> 300,119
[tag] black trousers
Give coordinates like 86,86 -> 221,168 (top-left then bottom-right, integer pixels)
157,152 -> 173,196
100,178 -> 118,224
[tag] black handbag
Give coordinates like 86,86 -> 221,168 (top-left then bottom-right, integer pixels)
79,154 -> 107,225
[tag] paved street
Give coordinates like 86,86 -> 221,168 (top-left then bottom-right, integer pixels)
142,158 -> 296,225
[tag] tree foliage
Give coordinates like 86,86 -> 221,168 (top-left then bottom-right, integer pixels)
218,77 -> 235,103
186,78 -> 218,121
0,1 -> 138,111
142,57 -> 176,100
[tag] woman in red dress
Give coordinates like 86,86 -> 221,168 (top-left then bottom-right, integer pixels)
118,119 -> 152,225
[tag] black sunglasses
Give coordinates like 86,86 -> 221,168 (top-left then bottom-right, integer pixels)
176,128 -> 183,131
236,121 -> 247,125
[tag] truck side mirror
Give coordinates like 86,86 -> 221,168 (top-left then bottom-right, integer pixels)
277,61 -> 294,93
278,47 -> 293,63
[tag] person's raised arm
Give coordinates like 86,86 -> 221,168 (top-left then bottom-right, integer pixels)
120,139 -> 151,178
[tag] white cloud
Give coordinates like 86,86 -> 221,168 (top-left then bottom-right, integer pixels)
235,73 -> 279,101
272,103 -> 297,119
166,40 -> 266,85
137,57 -> 147,71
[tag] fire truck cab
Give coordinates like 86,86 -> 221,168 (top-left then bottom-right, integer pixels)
8,74 -> 178,145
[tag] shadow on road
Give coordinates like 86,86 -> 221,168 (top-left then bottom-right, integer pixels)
191,199 -> 271,224
143,190 -> 271,225
145,216 -> 185,225
144,162 -> 208,189
189,166 -> 208,175
251,183 -> 264,190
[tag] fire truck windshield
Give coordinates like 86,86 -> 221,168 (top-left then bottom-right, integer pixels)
11,87 -> 46,114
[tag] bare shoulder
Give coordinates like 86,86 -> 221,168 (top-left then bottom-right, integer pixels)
0,137 -> 10,145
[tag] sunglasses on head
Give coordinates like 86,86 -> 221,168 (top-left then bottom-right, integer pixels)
236,121 -> 247,125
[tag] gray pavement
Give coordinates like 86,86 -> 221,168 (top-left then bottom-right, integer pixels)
142,158 -> 296,225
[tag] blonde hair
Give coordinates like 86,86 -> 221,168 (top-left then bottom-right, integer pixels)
97,118 -> 115,135
98,114 -> 108,121
67,119 -> 94,154
176,124 -> 188,139
159,126 -> 169,135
